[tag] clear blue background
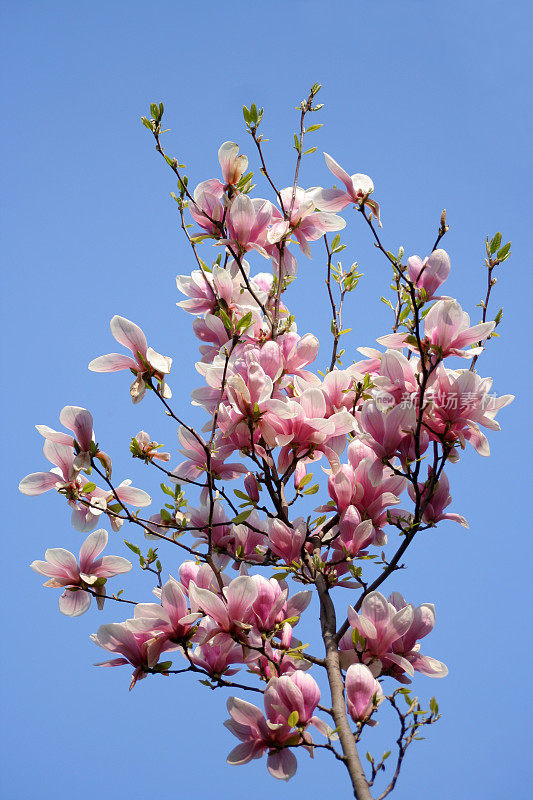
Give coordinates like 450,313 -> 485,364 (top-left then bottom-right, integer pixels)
2,1 -> 531,798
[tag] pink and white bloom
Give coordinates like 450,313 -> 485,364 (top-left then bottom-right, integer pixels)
378,298 -> 496,359
130,579 -> 201,644
131,430 -> 170,462
218,141 -> 248,186
268,186 -> 346,257
345,664 -> 383,723
224,696 -> 302,781
268,518 -> 307,566
19,440 -> 151,532
251,575 -> 311,633
89,315 -> 172,403
190,627 -> 245,677
406,249 -> 451,299
173,427 -> 246,483
220,194 -> 274,257
91,620 -> 169,689
189,179 -> 225,236
408,470 -> 468,527
30,529 -> 132,616
189,575 -> 258,637
311,152 -> 380,224
36,405 -> 95,472
339,590 -> 448,682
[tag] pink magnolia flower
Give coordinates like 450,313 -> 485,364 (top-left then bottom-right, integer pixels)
189,574 -> 258,637
268,187 -> 346,257
328,509 -> 374,569
268,518 -> 307,566
406,249 -> 451,299
131,430 -> 170,462
218,141 -> 248,186
251,575 -> 311,633
426,366 -> 514,457
325,441 -> 407,545
91,620 -> 169,689
272,388 -> 356,474
36,405 -> 95,472
339,590 -> 448,682
339,591 -> 415,676
378,297 -> 496,359
359,399 -> 417,461
244,472 -> 260,502
178,559 -> 228,596
345,664 -> 383,723
388,592 -> 448,681
224,696 -> 300,781
30,529 -> 132,616
190,627 -> 245,677
19,440 -> 151,532
408,470 -> 468,527
189,179 -> 225,236
311,152 -> 380,224
264,671 -> 321,727
173,427 -> 246,483
220,194 -> 274,257
89,315 -> 172,403
130,579 -> 201,644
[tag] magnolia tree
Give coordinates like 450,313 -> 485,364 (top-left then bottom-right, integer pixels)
20,86 -> 513,799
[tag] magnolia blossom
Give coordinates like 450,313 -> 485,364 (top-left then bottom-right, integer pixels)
30,529 -> 132,616
189,575 -> 258,638
224,696 -> 300,781
311,152 -> 380,224
91,621 -> 169,689
19,440 -> 151,532
251,575 -> 311,633
218,141 -> 248,186
406,249 -> 451,299
345,664 -> 383,723
339,591 -> 448,682
268,186 -> 346,257
36,405 -> 95,472
220,194 -> 274,257
408,470 -> 468,527
131,430 -> 170,462
378,297 -> 496,359
89,315 -> 172,403
189,178 -> 225,236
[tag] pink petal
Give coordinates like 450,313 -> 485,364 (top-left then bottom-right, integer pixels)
88,353 -> 139,372
19,471 -> 62,496
110,315 -> 147,356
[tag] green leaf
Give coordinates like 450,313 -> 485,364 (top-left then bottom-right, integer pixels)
154,660 -> 172,672
303,146 -> 317,155
331,234 -> 341,251
232,510 -> 252,525
236,311 -> 253,332
81,482 -> 96,494
298,473 -> 314,489
303,484 -> 319,495
160,483 -> 175,497
288,710 -> 299,727
141,116 -> 154,131
497,242 -> 511,260
306,123 -> 323,132
124,540 -> 141,556
489,232 -> 502,254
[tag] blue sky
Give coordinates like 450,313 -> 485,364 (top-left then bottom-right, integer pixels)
2,1 -> 531,798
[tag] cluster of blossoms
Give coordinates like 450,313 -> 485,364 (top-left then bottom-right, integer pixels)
21,93 -> 513,796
